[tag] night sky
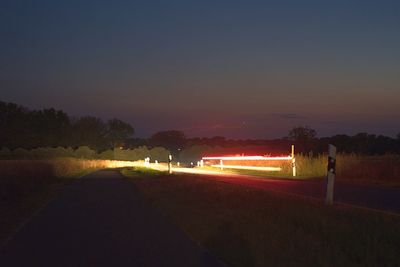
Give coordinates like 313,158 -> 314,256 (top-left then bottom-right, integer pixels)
1,0 -> 399,138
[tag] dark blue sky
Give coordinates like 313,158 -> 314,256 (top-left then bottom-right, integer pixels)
1,0 -> 399,138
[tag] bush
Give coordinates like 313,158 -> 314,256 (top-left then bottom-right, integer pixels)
98,149 -> 114,160
149,147 -> 170,161
179,145 -> 213,163
0,147 -> 11,159
131,146 -> 151,161
73,146 -> 96,159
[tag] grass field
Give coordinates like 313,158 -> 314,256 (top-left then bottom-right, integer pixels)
123,170 -> 400,267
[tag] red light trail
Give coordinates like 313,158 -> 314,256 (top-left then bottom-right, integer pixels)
202,155 -> 292,161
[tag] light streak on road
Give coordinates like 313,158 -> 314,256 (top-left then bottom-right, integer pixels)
210,165 -> 281,171
202,155 -> 292,161
150,163 -> 231,176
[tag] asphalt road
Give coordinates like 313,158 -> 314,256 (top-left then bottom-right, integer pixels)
0,170 -> 224,267
195,173 -> 400,214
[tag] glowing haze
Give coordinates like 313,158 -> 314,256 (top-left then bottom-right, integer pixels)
1,1 -> 399,138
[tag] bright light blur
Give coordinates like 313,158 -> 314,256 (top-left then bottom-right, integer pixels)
106,160 -> 144,168
202,155 -> 292,161
210,164 -> 281,171
200,155 -> 293,172
149,163 -> 234,176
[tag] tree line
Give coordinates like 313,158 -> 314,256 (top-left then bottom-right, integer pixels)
0,146 -> 170,161
0,101 -> 134,150
1,101 -> 399,155
146,128 -> 400,156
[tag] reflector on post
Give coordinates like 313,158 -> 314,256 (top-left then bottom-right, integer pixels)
326,144 -> 336,205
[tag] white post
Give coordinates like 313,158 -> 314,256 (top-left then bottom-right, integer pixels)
326,144 -> 337,205
220,159 -> 224,170
177,162 -> 180,167
197,161 -> 200,167
200,159 -> 204,167
168,154 -> 172,174
291,145 -> 296,177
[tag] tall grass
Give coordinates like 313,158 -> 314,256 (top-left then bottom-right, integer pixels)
292,154 -> 400,183
207,154 -> 400,184
50,158 -> 142,177
336,154 -> 400,183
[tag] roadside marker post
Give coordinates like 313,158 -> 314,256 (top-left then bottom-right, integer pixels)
325,144 -> 337,205
168,154 -> 173,174
291,145 -> 296,177
144,157 -> 150,167
220,159 -> 224,170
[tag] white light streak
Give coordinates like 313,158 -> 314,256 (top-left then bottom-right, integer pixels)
210,165 -> 282,171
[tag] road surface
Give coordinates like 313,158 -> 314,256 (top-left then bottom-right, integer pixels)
0,170 -> 224,267
192,172 -> 400,214
150,164 -> 400,214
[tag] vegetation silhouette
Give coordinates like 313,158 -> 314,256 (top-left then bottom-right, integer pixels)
1,101 -> 399,155
0,101 -> 134,150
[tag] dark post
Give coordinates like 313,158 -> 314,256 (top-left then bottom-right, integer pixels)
325,144 -> 337,205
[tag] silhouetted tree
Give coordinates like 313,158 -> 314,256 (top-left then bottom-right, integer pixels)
72,116 -> 108,150
0,102 -> 29,148
106,119 -> 134,148
149,130 -> 186,154
29,108 -> 71,147
209,136 -> 227,146
1,101 -> 399,155
0,102 -> 72,148
287,126 -> 317,153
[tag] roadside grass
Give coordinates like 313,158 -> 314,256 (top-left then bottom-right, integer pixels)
199,166 -> 318,180
203,154 -> 400,185
121,166 -> 166,177
127,173 -> 400,267
0,178 -> 72,245
0,158 -> 139,245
